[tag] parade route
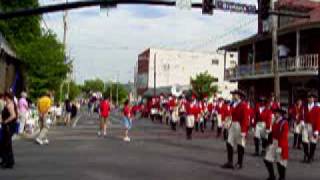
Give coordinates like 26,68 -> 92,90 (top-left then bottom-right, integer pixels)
1,112 -> 320,180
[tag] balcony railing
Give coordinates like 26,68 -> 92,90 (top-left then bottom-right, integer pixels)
225,54 -> 319,80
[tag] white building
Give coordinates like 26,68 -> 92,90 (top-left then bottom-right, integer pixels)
135,48 -> 237,99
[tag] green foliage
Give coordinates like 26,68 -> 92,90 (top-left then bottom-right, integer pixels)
0,1 -> 70,100
190,71 -> 218,100
58,81 -> 81,101
82,79 -> 105,93
17,31 -> 69,99
103,83 -> 128,105
0,0 -> 41,47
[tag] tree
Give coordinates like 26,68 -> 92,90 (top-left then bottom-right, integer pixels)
190,71 -> 218,100
58,81 -> 82,101
0,1 -> 70,100
17,31 -> 70,99
82,79 -> 105,93
103,83 -> 128,105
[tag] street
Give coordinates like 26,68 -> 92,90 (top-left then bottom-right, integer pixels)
1,112 -> 320,180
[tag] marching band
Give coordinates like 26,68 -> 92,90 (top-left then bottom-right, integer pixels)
136,89 -> 320,180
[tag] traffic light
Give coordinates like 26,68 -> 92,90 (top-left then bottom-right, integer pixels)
202,0 -> 214,15
260,0 -> 270,20
100,0 -> 117,9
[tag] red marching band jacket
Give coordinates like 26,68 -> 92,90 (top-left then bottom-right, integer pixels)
207,102 -> 214,114
304,104 -> 320,133
253,106 -> 273,130
168,98 -> 176,111
231,101 -> 251,134
272,118 -> 289,160
290,105 -> 304,123
219,102 -> 231,122
186,102 -> 201,121
269,101 -> 280,112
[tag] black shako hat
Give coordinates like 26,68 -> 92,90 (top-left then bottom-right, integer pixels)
307,92 -> 318,98
230,89 -> 246,98
273,107 -> 286,115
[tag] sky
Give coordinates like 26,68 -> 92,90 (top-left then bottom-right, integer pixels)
39,0 -> 258,84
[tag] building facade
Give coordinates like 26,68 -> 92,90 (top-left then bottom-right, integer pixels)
220,0 -> 320,106
134,48 -> 237,98
0,33 -> 24,94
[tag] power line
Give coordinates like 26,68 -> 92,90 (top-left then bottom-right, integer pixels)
189,18 -> 257,51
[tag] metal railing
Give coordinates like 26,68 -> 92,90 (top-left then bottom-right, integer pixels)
225,54 -> 319,80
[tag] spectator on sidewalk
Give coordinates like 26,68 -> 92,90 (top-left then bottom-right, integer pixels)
71,102 -> 78,119
0,92 -> 18,169
35,92 -> 52,145
64,99 -> 72,126
18,92 -> 29,135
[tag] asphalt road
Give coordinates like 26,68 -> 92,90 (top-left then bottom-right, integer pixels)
1,112 -> 320,180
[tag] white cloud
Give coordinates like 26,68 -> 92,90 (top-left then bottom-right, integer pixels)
40,0 -> 258,83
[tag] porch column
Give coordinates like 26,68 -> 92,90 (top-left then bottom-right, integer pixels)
296,30 -> 300,70
252,42 -> 256,75
237,47 -> 240,78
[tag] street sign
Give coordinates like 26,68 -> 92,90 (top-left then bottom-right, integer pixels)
215,0 -> 257,14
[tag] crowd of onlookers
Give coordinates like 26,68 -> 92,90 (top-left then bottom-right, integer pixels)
0,90 -> 81,169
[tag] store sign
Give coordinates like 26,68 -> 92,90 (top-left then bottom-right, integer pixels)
215,0 -> 257,14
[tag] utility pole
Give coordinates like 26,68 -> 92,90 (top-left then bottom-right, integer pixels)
271,0 -> 280,102
116,72 -> 119,107
153,53 -> 157,97
110,80 -> 113,105
64,0 -> 71,100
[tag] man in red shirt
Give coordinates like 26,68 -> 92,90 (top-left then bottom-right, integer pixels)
264,108 -> 289,180
302,92 -> 320,163
98,97 -> 110,137
222,90 -> 250,170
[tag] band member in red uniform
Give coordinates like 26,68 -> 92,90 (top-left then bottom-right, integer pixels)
216,98 -> 224,137
302,92 -> 320,163
179,96 -> 188,128
264,108 -> 289,180
219,99 -> 232,139
207,99 -> 215,130
194,99 -> 202,133
253,97 -> 273,156
186,95 -> 197,140
169,96 -> 178,131
222,90 -> 250,169
290,98 -> 304,149
269,93 -> 280,112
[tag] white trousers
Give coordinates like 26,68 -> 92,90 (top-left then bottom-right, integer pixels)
186,115 -> 195,128
254,122 -> 268,139
302,123 -> 318,144
18,111 -> 28,134
228,122 -> 245,147
223,117 -> 232,130
217,114 -> 222,128
294,121 -> 303,134
37,114 -> 50,141
265,140 -> 287,167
